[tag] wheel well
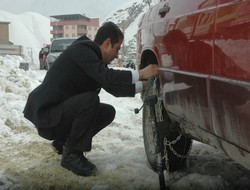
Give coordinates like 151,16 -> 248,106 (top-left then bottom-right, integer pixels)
140,50 -> 158,69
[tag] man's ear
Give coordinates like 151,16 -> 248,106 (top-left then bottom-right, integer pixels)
103,38 -> 112,48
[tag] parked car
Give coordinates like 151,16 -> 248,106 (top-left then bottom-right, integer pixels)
45,37 -> 77,70
137,0 -> 250,173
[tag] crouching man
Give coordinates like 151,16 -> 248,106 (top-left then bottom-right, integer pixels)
23,22 -> 158,176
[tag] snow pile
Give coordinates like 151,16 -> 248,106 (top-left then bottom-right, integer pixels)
0,55 -> 43,125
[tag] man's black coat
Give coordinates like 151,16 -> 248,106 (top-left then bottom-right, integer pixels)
23,36 -> 135,130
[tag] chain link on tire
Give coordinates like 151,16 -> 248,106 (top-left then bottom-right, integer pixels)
142,77 -> 193,174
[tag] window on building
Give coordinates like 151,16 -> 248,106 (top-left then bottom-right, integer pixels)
65,34 -> 69,37
54,34 -> 63,38
53,25 -> 63,30
65,25 -> 69,30
72,33 -> 76,37
77,25 -> 87,30
72,25 -> 75,29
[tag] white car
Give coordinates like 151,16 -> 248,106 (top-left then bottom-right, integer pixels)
45,37 -> 77,70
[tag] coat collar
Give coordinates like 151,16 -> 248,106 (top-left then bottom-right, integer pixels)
72,35 -> 102,60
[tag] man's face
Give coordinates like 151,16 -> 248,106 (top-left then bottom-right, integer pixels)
101,38 -> 123,64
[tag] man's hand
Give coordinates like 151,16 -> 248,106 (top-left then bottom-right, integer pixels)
138,64 -> 159,80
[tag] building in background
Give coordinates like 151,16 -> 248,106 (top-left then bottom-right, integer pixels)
0,21 -> 12,45
50,14 -> 99,41
0,21 -> 24,58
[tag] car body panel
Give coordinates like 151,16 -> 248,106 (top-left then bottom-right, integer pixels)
212,0 -> 250,151
137,0 -> 250,170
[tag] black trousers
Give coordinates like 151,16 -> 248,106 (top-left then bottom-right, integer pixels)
47,92 -> 115,151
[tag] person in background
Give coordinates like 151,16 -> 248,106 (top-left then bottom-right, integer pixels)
39,47 -> 44,70
23,22 -> 158,176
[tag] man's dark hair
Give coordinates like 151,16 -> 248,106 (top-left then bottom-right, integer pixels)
94,22 -> 124,47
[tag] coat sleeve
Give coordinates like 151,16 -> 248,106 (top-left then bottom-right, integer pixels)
69,43 -> 135,96
103,83 -> 135,97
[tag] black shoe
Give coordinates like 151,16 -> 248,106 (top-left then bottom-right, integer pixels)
61,145 -> 97,176
52,139 -> 65,155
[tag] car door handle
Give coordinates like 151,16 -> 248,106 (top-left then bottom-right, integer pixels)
159,6 -> 170,16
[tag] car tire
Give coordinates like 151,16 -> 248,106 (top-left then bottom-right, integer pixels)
142,77 -> 192,172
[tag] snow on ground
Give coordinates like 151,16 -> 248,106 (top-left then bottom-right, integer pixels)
0,55 -> 250,190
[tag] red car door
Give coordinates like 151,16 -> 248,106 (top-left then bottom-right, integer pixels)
155,0 -> 217,133
212,0 -> 250,153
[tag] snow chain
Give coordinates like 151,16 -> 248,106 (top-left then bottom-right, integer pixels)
152,77 -> 193,184
164,135 -> 191,159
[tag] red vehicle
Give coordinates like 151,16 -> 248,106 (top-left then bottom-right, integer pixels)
137,0 -> 250,173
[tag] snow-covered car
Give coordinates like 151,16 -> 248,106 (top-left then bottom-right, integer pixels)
45,37 -> 76,70
137,0 -> 250,174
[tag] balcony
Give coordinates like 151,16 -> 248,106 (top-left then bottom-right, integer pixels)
51,30 -> 64,34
